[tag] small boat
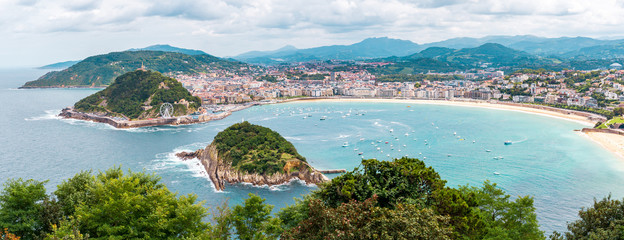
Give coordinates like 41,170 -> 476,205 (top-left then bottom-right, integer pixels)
405,133 -> 409,136
447,154 -> 452,157
371,142 -> 375,145
485,149 -> 492,152
504,141 -> 512,145
385,141 -> 389,144
320,116 -> 327,120
493,157 -> 499,159
377,140 -> 382,143
360,138 -> 365,141
498,156 -> 504,159
473,140 -> 476,143
493,172 -> 501,175
353,148 -> 359,151
389,129 -> 394,132
342,142 -> 349,147
453,132 -> 457,135
358,152 -> 363,155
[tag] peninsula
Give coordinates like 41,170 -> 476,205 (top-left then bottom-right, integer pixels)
59,69 -> 211,127
176,121 -> 330,191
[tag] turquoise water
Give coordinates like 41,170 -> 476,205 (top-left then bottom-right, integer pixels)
2,69 -> 624,234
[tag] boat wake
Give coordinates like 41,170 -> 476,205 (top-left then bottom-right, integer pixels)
149,143 -> 225,193
24,109 -> 61,121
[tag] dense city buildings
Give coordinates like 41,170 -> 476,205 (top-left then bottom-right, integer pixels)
171,61 -> 624,114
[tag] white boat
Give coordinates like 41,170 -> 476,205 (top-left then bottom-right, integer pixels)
493,172 -> 501,175
405,133 -> 409,136
485,149 -> 492,152
342,142 -> 349,147
453,132 -> 457,135
360,138 -> 365,141
320,116 -> 327,120
389,129 -> 394,132
504,140 -> 512,145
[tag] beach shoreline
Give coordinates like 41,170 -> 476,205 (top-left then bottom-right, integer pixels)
61,96 -> 624,160
283,97 -> 603,126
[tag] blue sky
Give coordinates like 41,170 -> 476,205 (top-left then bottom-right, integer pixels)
1,0 -> 623,67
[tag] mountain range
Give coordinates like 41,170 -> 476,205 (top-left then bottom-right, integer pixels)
232,36 -> 624,64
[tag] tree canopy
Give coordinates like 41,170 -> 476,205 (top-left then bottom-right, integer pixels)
213,121 -> 307,175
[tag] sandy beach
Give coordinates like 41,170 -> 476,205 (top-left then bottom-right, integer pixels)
582,131 -> 624,160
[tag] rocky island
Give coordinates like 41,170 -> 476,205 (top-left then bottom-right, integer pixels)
59,69 -> 217,128
177,121 -> 330,191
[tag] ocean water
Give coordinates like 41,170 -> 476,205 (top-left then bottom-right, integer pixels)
2,68 -> 623,234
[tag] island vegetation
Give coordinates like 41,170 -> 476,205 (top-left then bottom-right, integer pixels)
1,159 -> 624,239
22,50 -> 247,88
212,121 -> 307,176
73,70 -> 201,120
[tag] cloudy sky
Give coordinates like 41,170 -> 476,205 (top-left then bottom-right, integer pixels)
1,0 -> 624,67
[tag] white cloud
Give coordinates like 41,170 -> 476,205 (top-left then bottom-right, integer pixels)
0,0 -> 623,67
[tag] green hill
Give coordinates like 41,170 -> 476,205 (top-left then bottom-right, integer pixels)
22,50 -> 245,88
213,121 -> 308,175
73,70 -> 201,119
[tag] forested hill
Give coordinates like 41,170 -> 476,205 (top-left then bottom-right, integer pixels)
213,121 -> 308,175
73,70 -> 201,119
22,50 -> 246,88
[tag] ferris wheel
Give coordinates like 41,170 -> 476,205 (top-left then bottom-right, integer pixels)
159,103 -> 174,118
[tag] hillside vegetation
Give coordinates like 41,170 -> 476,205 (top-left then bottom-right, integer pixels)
213,121 -> 307,175
74,70 -> 200,119
22,50 -> 245,87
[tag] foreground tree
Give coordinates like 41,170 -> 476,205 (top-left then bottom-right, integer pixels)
0,179 -> 48,240
215,193 -> 282,240
281,196 -> 452,240
279,157 -> 544,239
66,168 -> 210,239
551,195 -> 624,239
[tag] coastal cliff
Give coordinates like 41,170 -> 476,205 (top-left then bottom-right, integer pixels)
177,143 -> 329,191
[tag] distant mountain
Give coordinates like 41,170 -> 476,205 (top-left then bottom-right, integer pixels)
371,43 -> 548,74
38,60 -> 80,69
234,37 -> 421,64
22,51 -> 245,88
127,44 -> 208,55
561,43 -> 624,59
421,35 -> 624,57
235,36 -> 624,65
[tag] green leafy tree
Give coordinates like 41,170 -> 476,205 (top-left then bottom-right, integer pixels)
228,193 -> 282,240
460,181 -> 544,240
551,195 -> 624,240
0,179 -> 49,240
281,196 -> 452,240
61,167 -> 210,239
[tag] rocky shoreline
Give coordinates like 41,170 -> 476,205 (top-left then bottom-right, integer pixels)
59,107 -> 231,128
176,143 -> 330,191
